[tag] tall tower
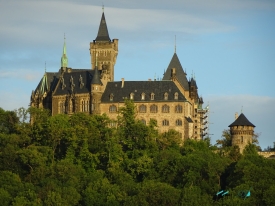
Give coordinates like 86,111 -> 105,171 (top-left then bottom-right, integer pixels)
90,10 -> 118,82
228,113 -> 255,153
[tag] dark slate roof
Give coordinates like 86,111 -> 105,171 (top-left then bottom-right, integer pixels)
95,12 -> 111,42
91,67 -> 102,85
163,53 -> 189,91
34,72 -> 59,95
228,113 -> 255,127
101,81 -> 187,102
189,77 -> 198,89
53,70 -> 93,95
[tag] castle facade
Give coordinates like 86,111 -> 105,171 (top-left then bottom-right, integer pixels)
31,11 -> 207,141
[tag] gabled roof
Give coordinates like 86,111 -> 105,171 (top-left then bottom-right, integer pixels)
163,53 -> 189,91
95,12 -> 111,42
228,113 -> 255,127
34,72 -> 59,95
101,80 -> 187,102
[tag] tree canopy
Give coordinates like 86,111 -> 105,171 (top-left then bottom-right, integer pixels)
0,102 -> 274,205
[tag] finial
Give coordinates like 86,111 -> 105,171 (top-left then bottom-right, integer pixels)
194,73 -> 196,80
241,106 -> 243,113
192,70 -> 193,78
45,61 -> 46,73
174,35 -> 176,53
102,4 -> 104,13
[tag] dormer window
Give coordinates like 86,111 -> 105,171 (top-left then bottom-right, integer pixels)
130,93 -> 134,100
164,92 -> 168,100
110,93 -> 114,101
151,93 -> 155,100
174,92 -> 178,100
141,93 -> 145,100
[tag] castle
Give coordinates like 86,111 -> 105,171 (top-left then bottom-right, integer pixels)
30,10 -> 208,141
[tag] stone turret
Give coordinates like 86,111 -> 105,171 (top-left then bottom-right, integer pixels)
228,113 -> 255,153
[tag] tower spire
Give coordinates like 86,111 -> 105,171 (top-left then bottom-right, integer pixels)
95,10 -> 111,41
61,34 -> 68,68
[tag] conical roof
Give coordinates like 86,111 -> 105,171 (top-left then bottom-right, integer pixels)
228,113 -> 255,127
95,12 -> 111,42
163,53 -> 189,91
190,77 -> 198,88
91,67 -> 102,85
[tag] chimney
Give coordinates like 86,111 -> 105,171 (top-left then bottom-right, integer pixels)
235,112 -> 238,120
121,78 -> 124,88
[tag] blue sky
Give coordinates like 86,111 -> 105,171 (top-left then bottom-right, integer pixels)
0,0 -> 274,149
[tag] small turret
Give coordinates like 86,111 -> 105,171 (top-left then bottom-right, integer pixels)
228,113 -> 255,153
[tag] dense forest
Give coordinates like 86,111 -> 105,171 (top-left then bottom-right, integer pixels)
0,100 -> 275,205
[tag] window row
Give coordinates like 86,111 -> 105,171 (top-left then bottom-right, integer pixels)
110,92 -> 179,101
140,119 -> 183,126
108,104 -> 184,114
108,104 -> 184,113
108,119 -> 183,127
59,99 -> 89,114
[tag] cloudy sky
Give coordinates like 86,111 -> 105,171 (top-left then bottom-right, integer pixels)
0,0 -> 274,149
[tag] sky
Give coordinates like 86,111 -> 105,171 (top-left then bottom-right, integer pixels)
0,0 -> 275,149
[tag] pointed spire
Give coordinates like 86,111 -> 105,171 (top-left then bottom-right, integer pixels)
61,34 -> 68,67
95,10 -> 111,42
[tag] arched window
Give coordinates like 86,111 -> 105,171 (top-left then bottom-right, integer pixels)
162,119 -> 169,126
81,100 -> 85,112
241,136 -> 244,143
130,93 -> 134,100
176,119 -> 182,126
174,92 -> 178,100
139,104 -> 147,113
59,101 -> 65,114
175,105 -> 183,113
141,93 -> 146,100
162,104 -> 170,113
151,93 -> 155,100
164,92 -> 168,100
109,120 -> 117,128
109,105 -> 117,113
150,104 -> 158,113
141,119 -> 146,125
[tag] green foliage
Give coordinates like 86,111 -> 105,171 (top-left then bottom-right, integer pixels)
0,106 -> 274,204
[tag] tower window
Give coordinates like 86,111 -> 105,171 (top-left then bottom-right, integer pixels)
175,105 -> 182,113
139,104 -> 147,113
109,105 -> 117,113
176,119 -> 182,126
162,119 -> 169,126
162,104 -> 170,113
150,104 -> 158,113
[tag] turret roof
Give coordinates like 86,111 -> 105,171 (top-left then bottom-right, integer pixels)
228,113 -> 255,127
163,53 -> 189,91
95,12 -> 111,42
